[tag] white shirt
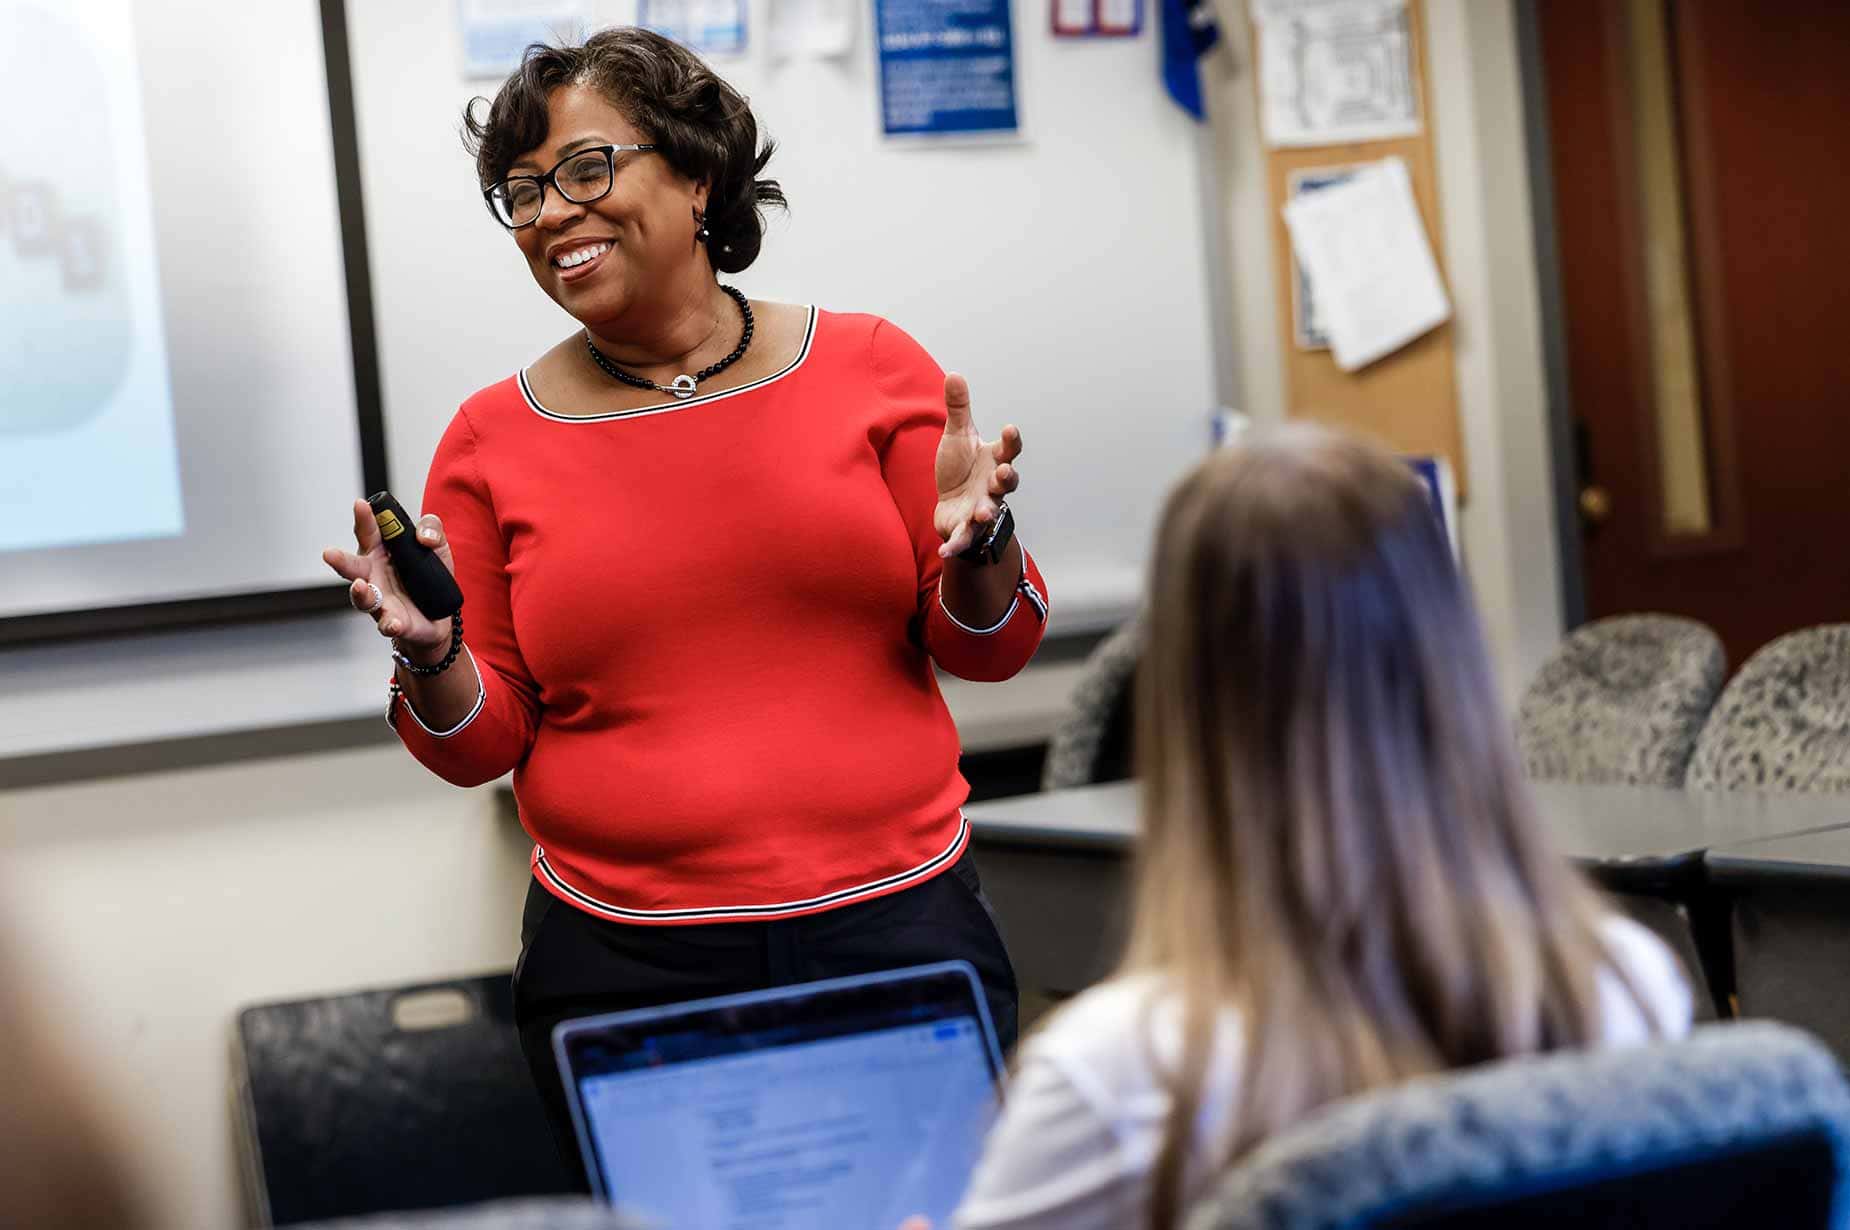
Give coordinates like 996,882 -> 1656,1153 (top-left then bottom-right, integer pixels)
955,916 -> 1693,1230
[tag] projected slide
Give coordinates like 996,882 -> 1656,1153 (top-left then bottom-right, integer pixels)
0,0 -> 183,552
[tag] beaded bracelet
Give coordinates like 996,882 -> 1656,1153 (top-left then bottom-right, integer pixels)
393,612 -> 464,677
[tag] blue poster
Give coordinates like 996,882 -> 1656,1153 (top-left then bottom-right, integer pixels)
875,0 -> 1020,139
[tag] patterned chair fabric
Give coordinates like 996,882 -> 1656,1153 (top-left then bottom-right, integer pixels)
1042,613 -> 1145,790
1517,614 -> 1725,787
1688,624 -> 1850,792
1186,1022 -> 1850,1230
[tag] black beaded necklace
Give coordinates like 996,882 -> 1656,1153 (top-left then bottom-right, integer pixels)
584,285 -> 755,401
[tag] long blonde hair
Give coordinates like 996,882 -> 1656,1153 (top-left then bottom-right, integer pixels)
1126,425 -> 1658,1227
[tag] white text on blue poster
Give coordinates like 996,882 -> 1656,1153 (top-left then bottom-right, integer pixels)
876,0 -> 1019,138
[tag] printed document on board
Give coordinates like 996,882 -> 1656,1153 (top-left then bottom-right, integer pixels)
1250,0 -> 1420,147
1281,156 -> 1450,371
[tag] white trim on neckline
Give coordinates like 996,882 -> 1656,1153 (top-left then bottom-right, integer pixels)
518,305 -> 818,424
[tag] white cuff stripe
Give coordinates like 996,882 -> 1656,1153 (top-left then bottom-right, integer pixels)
939,590 -> 1020,636
395,644 -> 487,739
937,546 -> 1040,636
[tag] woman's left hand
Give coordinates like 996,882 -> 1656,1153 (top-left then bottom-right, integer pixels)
934,373 -> 1023,560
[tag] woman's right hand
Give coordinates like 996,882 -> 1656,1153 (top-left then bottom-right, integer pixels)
322,498 -> 459,659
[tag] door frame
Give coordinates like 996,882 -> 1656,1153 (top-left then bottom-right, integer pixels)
1513,0 -> 1588,633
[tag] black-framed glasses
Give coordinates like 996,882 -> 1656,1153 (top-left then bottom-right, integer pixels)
483,144 -> 657,229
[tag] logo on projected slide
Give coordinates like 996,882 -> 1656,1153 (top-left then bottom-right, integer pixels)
1,2 -> 133,436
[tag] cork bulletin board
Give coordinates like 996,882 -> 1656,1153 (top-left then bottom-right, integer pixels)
1253,0 -> 1467,494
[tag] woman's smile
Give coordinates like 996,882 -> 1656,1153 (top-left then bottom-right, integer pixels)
547,236 -> 615,283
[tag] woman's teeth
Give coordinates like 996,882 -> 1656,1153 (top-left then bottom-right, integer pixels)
555,242 -> 611,269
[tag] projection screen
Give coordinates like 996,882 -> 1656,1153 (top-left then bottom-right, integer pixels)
0,0 -> 386,644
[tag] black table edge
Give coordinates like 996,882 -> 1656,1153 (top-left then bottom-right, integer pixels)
1701,821 -> 1850,887
967,819 -> 1132,855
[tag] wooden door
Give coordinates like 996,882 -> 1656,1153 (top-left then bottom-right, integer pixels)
1536,1 -> 1850,670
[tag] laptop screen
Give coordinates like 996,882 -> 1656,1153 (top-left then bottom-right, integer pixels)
555,963 -> 1003,1228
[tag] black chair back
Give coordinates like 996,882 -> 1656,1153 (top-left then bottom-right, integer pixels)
235,972 -> 573,1225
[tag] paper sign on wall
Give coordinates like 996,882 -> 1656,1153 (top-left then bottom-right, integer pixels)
1250,0 -> 1419,148
1053,0 -> 1142,37
640,0 -> 749,56
1281,156 -> 1449,371
767,0 -> 857,58
457,0 -> 584,77
876,0 -> 1021,139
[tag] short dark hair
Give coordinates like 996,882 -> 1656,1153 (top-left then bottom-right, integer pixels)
463,28 -> 785,274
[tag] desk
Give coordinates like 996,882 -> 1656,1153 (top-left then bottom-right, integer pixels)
967,782 -> 1850,1010
1531,783 -> 1850,890
1707,825 -> 1850,1058
968,781 -> 1139,993
970,781 -> 1850,859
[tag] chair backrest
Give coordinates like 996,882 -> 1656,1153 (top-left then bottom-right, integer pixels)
235,972 -> 574,1226
1688,624 -> 1850,792
1185,1022 -> 1850,1230
1042,613 -> 1144,790
1518,614 -> 1726,787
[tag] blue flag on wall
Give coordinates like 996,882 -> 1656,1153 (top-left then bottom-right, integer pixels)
1161,0 -> 1220,119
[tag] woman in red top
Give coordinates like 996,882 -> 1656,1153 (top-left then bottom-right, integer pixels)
320,28 -> 1047,1178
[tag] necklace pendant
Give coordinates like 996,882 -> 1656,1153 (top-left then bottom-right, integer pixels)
668,374 -> 697,400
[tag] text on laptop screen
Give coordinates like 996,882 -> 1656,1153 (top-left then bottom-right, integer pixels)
576,1013 -> 997,1227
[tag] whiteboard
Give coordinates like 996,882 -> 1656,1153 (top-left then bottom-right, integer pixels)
0,0 -> 383,640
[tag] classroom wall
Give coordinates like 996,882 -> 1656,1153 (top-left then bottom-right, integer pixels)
0,3 -> 1564,1227
0,746 -> 530,1229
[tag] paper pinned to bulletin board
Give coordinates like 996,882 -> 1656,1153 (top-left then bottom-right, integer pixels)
1282,156 -> 1450,372
1285,163 -> 1355,349
1250,0 -> 1420,148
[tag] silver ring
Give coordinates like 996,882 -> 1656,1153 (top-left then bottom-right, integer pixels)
352,582 -> 384,615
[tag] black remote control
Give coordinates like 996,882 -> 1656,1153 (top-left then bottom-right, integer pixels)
367,491 -> 464,620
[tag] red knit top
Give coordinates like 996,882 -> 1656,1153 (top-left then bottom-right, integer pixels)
390,310 -> 1049,924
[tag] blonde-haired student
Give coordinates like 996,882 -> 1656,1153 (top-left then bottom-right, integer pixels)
953,424 -> 1691,1230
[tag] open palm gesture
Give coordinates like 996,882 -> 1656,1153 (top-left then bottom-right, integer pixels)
934,374 -> 1023,560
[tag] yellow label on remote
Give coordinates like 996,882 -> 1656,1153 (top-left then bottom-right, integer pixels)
376,509 -> 405,539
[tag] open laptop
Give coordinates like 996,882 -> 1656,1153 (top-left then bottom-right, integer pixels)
553,961 -> 1006,1227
